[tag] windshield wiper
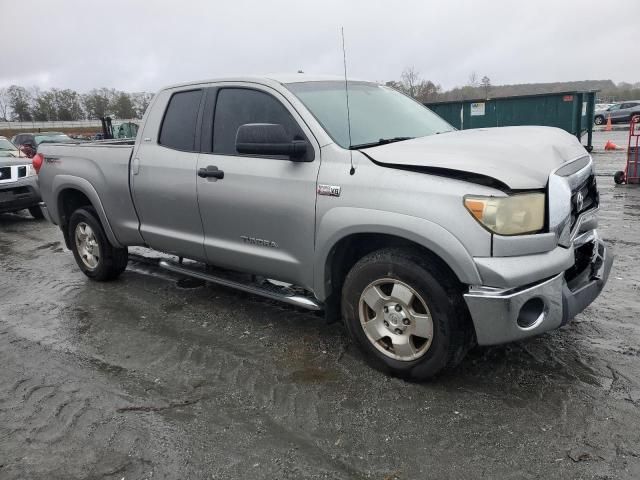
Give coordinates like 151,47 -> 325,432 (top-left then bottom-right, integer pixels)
349,137 -> 414,150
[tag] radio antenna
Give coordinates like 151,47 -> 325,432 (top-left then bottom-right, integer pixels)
341,27 -> 355,175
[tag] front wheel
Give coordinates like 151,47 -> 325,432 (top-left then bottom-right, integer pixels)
594,115 -> 604,126
68,207 -> 128,281
341,248 -> 473,380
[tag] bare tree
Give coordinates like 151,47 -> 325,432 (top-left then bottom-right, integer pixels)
401,67 -> 421,99
131,92 -> 154,119
395,67 -> 442,102
82,88 -> 115,119
0,87 -> 10,121
7,85 -> 33,121
467,71 -> 479,87
481,76 -> 492,98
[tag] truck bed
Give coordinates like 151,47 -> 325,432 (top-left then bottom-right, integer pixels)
38,141 -> 143,246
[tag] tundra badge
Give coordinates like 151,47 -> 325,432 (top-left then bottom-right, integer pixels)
240,236 -> 278,248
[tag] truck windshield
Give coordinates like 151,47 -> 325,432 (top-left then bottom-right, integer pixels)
285,81 -> 453,149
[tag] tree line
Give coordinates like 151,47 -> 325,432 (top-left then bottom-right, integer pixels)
1,71 -> 638,122
387,67 -> 640,103
0,86 -> 153,122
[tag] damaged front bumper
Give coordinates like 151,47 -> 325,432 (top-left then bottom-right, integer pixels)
463,230 -> 613,346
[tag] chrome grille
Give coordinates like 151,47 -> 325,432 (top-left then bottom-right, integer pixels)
548,156 -> 597,247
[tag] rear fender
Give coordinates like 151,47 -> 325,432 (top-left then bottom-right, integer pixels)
52,175 -> 122,247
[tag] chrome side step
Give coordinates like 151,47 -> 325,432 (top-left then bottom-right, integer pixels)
158,260 -> 323,311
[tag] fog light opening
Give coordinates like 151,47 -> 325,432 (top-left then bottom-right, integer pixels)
517,297 -> 545,329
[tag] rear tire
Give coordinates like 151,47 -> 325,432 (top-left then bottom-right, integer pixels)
614,171 -> 626,185
68,207 -> 128,281
28,206 -> 44,219
341,248 -> 473,380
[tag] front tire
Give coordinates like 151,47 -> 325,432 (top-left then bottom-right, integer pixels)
341,248 -> 473,380
68,207 -> 128,281
594,115 -> 604,126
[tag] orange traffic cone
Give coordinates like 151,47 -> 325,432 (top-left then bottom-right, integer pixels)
604,114 -> 613,132
605,140 -> 621,151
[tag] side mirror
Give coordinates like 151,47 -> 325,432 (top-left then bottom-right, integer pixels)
235,123 -> 308,160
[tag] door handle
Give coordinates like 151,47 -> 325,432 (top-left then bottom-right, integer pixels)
198,166 -> 224,180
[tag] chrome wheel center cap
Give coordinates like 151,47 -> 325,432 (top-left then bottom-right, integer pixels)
384,304 -> 408,333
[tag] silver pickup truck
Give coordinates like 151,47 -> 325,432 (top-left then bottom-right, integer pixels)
36,74 -> 612,379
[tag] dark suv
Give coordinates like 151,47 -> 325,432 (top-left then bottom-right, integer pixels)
11,132 -> 74,157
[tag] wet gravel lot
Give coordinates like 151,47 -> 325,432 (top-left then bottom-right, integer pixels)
1,131 -> 639,479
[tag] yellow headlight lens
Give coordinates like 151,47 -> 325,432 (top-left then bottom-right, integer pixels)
464,193 -> 545,235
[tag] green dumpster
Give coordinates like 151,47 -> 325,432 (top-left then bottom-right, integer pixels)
425,90 -> 597,152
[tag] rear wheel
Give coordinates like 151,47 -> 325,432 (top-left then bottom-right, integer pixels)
28,206 -> 44,219
68,207 -> 128,281
341,248 -> 473,380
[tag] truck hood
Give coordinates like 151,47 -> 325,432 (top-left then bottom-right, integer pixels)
361,126 -> 587,190
0,155 -> 30,166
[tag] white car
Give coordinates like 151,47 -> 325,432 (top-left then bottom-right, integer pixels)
0,136 -> 21,157
0,136 -> 43,218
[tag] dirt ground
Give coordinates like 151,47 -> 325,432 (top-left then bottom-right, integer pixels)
0,130 -> 639,479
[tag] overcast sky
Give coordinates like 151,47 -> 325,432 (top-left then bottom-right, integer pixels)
3,0 -> 638,93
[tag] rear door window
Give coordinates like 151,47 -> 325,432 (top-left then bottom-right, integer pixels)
212,88 -> 309,159
159,89 -> 203,151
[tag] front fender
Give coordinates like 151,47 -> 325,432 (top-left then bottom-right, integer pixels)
51,175 -> 123,247
314,207 -> 482,300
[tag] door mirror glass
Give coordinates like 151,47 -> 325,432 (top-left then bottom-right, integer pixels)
235,123 -> 308,160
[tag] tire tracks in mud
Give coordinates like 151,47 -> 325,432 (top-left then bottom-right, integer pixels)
0,329 -> 190,480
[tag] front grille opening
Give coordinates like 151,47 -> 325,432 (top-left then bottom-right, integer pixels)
17,166 -> 27,178
565,242 -> 594,290
570,175 -> 599,230
7,186 -> 29,195
0,166 -> 10,180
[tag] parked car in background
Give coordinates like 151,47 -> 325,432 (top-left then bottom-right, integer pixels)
594,101 -> 640,125
11,132 -> 75,157
0,136 -> 21,158
594,103 -> 614,112
0,137 -> 43,218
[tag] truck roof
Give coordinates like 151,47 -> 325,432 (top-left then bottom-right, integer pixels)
160,73 -> 370,92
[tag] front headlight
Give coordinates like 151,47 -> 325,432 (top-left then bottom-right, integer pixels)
464,193 -> 545,235
26,164 -> 37,176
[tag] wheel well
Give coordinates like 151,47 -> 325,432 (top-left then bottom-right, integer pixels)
58,189 -> 93,247
323,233 -> 464,320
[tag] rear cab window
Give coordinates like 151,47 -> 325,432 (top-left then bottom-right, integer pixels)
159,89 -> 203,151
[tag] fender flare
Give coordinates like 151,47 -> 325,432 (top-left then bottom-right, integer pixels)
52,175 -> 123,247
313,207 -> 482,300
